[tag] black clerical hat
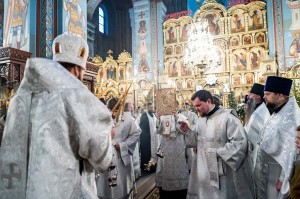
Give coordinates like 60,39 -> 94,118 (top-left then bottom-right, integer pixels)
250,83 -> 265,99
264,76 -> 293,96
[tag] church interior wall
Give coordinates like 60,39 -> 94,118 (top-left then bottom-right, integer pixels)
92,0 -> 132,59
162,0 -> 188,15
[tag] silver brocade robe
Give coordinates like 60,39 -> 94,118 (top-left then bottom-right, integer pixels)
182,111 -> 198,170
156,115 -> 189,191
185,108 -> 254,199
254,97 -> 300,199
244,103 -> 270,173
132,119 -> 142,179
0,58 -> 113,199
146,112 -> 159,160
96,112 -> 140,199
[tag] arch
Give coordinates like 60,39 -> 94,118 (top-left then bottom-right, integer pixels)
87,0 -> 103,20
98,4 -> 108,34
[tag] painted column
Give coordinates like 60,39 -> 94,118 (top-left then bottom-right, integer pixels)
130,0 -> 166,84
131,0 -> 151,82
157,2 -> 167,74
272,0 -> 285,68
39,0 -> 54,58
87,21 -> 95,57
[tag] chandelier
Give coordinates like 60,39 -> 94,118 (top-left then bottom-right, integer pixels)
184,19 -> 219,72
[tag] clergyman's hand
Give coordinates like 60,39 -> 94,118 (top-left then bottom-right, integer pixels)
173,111 -> 178,120
111,128 -> 116,140
114,143 -> 120,151
156,111 -> 161,120
276,180 -> 282,192
179,122 -> 189,132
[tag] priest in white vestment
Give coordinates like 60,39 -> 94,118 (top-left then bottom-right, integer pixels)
0,34 -> 113,199
96,99 -> 139,199
155,112 -> 189,199
254,76 -> 300,199
244,83 -> 270,173
124,102 -> 142,180
180,90 -> 254,199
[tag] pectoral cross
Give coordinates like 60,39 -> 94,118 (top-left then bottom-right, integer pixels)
1,163 -> 21,189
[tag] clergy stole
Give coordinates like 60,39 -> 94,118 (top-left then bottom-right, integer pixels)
244,103 -> 270,173
146,112 -> 157,158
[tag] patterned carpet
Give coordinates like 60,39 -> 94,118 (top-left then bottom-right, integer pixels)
145,187 -> 159,199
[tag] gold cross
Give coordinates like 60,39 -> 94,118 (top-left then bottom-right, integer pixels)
107,49 -> 113,57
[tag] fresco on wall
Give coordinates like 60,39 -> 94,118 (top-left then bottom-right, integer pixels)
290,31 -> 300,57
3,0 -> 29,50
283,0 -> 300,68
138,54 -> 149,73
63,0 -> 87,39
137,13 -> 150,75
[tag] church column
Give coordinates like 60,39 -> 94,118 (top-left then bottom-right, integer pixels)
151,1 -> 167,84
130,0 -> 166,84
39,0 -> 55,58
87,21 -> 95,57
272,0 -> 285,68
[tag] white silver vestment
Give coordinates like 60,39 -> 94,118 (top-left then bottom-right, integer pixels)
254,97 -> 300,199
0,58 -> 113,199
184,108 -> 254,199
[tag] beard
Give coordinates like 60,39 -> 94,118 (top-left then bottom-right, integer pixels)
199,112 -> 207,117
266,101 -> 276,109
244,98 -> 256,125
148,110 -> 154,117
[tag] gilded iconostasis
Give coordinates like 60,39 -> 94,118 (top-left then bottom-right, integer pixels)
162,1 -> 270,105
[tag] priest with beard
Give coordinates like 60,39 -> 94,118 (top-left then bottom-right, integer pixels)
244,83 -> 271,173
180,90 -> 253,199
254,76 -> 300,199
139,102 -> 159,175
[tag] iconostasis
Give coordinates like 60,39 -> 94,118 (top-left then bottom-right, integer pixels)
162,1 -> 276,105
